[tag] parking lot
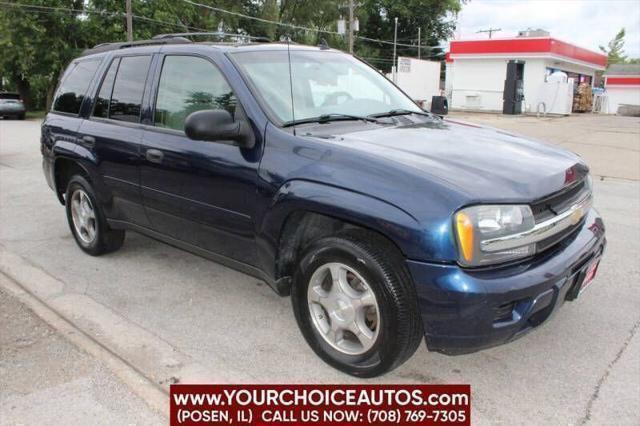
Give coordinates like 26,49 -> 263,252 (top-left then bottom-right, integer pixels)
1,113 -> 639,424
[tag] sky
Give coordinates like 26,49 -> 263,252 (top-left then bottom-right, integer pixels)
453,0 -> 640,58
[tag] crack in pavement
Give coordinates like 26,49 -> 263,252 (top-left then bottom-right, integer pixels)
579,318 -> 640,425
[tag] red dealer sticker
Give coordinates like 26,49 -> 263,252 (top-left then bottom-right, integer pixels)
170,384 -> 471,425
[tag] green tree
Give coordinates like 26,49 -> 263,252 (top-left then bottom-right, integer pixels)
0,0 -> 86,109
356,0 -> 462,68
0,0 -> 463,109
599,28 -> 628,65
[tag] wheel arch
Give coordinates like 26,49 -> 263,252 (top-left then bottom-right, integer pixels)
276,210 -> 407,276
258,180 -> 424,293
53,156 -> 92,204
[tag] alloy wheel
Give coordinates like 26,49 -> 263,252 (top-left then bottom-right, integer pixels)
307,262 -> 380,355
70,189 -> 97,244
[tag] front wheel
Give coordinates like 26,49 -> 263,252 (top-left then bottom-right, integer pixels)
292,231 -> 423,377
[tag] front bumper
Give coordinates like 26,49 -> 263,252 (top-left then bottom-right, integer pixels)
408,209 -> 606,355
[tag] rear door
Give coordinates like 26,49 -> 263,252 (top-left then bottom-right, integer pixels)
77,54 -> 153,225
139,54 -> 259,265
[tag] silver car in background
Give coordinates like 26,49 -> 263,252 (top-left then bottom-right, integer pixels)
0,93 -> 26,120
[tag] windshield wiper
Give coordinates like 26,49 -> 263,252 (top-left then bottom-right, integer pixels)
369,109 -> 434,118
282,113 -> 379,127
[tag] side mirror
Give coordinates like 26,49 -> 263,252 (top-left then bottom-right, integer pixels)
184,109 -> 254,148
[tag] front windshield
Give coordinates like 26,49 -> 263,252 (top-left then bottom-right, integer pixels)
231,50 -> 421,124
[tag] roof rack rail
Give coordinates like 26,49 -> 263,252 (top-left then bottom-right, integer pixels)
152,32 -> 271,42
80,36 -> 192,56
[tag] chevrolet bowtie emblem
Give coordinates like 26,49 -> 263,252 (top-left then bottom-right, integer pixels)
570,207 -> 585,225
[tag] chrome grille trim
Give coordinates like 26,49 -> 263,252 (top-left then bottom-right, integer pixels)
480,194 -> 592,253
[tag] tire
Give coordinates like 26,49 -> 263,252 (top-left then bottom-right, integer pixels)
18,113 -> 25,120
65,175 -> 125,256
292,230 -> 423,377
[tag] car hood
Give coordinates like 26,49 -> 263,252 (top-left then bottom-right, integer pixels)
310,117 -> 586,204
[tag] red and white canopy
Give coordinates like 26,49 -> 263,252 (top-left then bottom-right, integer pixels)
447,37 -> 607,71
605,76 -> 640,86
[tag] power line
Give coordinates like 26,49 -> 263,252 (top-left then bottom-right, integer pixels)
181,0 -> 443,49
2,0 -> 447,51
0,1 -> 208,32
477,27 -> 502,39
182,0 -> 343,35
132,15 -> 206,32
0,2 -> 118,17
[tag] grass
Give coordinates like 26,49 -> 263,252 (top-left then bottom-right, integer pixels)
26,110 -> 47,119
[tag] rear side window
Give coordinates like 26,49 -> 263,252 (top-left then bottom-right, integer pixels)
52,59 -> 101,115
154,55 -> 236,131
92,58 -> 119,119
109,56 -> 151,123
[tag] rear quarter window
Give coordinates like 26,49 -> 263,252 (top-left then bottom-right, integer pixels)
52,59 -> 101,115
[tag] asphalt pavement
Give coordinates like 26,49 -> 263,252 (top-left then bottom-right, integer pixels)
0,282 -> 165,425
0,115 -> 638,424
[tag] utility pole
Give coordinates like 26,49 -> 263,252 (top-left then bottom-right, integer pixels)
418,27 -> 421,60
348,0 -> 354,54
476,27 -> 501,39
126,0 -> 133,42
393,17 -> 398,82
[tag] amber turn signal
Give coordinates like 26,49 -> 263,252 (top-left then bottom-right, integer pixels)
455,212 -> 475,263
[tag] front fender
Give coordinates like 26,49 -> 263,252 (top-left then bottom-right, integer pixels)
256,179 -> 429,278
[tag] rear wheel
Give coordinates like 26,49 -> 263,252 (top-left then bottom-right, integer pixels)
292,231 -> 423,377
65,175 -> 125,256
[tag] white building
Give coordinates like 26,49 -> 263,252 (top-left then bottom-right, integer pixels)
603,64 -> 640,115
387,57 -> 441,106
445,33 -> 607,114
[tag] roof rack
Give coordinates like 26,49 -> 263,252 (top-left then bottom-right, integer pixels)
81,36 -> 192,56
80,32 -> 271,57
152,32 -> 271,42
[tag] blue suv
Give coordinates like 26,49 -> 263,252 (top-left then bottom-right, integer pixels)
41,36 -> 606,377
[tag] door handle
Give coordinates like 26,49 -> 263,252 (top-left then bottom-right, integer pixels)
80,135 -> 95,147
145,149 -> 164,164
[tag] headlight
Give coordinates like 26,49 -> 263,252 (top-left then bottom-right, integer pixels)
454,205 -> 535,267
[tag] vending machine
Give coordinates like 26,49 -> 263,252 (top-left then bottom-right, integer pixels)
503,60 -> 525,114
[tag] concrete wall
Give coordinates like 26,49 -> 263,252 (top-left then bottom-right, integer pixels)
604,86 -> 640,114
449,59 -> 507,111
387,57 -> 441,102
448,58 -> 549,112
522,60 -> 547,113
448,57 -> 598,113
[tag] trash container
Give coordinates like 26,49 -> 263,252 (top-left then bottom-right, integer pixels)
431,96 -> 448,115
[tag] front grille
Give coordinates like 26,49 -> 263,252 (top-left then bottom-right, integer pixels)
536,220 -> 582,252
531,177 -> 591,254
531,179 -> 587,222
